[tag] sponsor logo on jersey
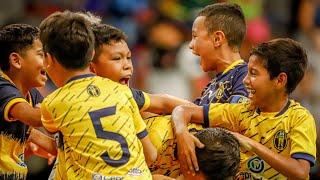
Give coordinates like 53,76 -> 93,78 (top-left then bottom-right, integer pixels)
127,167 -> 143,176
247,156 -> 264,173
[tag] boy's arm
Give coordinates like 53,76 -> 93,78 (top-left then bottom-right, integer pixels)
140,135 -> 157,166
172,105 -> 205,175
8,102 -> 42,127
130,89 -> 193,115
146,94 -> 194,114
231,132 -> 310,180
28,128 -> 57,155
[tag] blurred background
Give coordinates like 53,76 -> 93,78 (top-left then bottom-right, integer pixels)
0,0 -> 319,179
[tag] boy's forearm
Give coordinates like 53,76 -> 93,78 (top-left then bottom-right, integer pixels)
148,94 -> 193,114
9,102 -> 42,127
172,106 -> 190,134
140,135 -> 157,166
172,105 -> 205,134
250,140 -> 310,179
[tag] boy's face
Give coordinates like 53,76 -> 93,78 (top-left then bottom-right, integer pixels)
91,40 -> 133,86
189,16 -> 216,72
20,39 -> 47,88
243,55 -> 278,108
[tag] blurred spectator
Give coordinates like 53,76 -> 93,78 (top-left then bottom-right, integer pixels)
230,0 -> 271,60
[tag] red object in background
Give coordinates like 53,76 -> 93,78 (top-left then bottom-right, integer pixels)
247,17 -> 271,44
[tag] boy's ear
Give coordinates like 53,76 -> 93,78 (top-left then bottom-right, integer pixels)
44,53 -> 55,70
211,30 -> 225,48
9,52 -> 23,69
89,62 -> 97,74
276,72 -> 287,89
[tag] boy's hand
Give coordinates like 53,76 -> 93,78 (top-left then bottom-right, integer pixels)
230,131 -> 253,151
176,129 -> 204,176
25,142 -> 56,165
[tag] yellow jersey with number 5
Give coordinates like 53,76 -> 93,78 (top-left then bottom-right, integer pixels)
41,74 -> 151,180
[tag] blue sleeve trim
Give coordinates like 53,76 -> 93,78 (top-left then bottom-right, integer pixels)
203,104 -> 210,128
291,153 -> 315,167
130,88 -> 145,110
137,129 -> 148,139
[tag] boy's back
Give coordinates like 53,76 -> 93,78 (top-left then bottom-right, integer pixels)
42,74 -> 151,179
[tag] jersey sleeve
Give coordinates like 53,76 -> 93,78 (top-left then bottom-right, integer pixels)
228,65 -> 248,103
41,99 -> 58,133
30,88 -> 44,105
290,110 -> 317,166
203,103 -> 242,132
130,88 -> 150,112
128,89 -> 148,139
0,79 -> 28,121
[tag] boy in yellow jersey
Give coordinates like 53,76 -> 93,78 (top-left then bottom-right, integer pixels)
89,23 -> 202,178
0,24 -> 56,179
172,38 -> 317,179
39,11 -> 158,180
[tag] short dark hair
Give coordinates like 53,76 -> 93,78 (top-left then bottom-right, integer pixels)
92,24 -> 127,61
198,3 -> 246,49
0,24 -> 39,71
250,38 -> 308,94
195,127 -> 240,180
39,10 -> 95,70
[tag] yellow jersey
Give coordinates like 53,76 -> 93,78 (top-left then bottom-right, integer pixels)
0,71 -> 43,180
203,100 -> 316,179
145,115 -> 203,178
41,74 -> 152,180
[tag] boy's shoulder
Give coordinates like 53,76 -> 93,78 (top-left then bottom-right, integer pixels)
0,76 -> 21,97
230,60 -> 248,76
43,75 -> 131,105
288,99 -> 313,116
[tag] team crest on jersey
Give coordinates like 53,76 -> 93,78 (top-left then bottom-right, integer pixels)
273,130 -> 288,151
247,156 -> 264,173
87,85 -> 100,97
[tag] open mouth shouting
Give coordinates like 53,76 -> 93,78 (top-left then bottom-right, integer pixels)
119,76 -> 131,85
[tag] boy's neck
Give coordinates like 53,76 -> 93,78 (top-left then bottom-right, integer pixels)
5,70 -> 30,97
55,67 -> 93,87
215,45 -> 242,73
258,94 -> 289,113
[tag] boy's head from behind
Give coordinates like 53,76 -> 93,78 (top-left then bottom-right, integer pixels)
91,24 -> 132,85
39,10 -> 95,70
0,24 -> 47,88
189,3 -> 246,72
250,38 -> 308,94
195,127 -> 240,180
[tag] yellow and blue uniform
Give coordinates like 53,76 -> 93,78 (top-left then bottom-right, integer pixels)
145,115 -> 203,178
41,74 -> 152,180
0,71 -> 43,180
145,60 -> 247,177
194,60 -> 248,105
203,100 -> 317,179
